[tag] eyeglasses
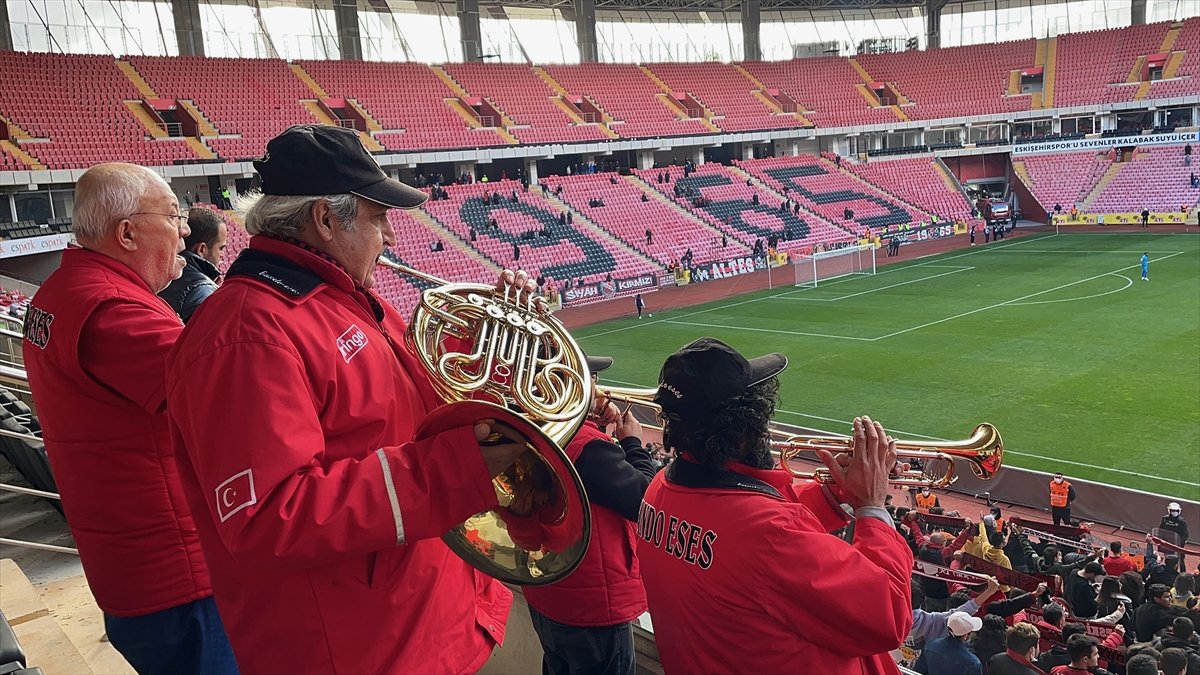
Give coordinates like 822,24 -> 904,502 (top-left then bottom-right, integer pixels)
130,211 -> 189,223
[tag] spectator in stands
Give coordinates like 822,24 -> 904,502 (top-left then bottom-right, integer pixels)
1161,647 -> 1200,675
22,163 -> 237,674
970,614 -> 1010,667
1104,541 -> 1136,577
1138,584 -> 1187,642
1123,654 -> 1160,675
518,355 -> 656,675
915,611 -> 983,675
1173,574 -> 1196,609
160,207 -> 227,324
645,228 -> 653,245
641,193 -> 650,203
1037,620 -> 1082,671
1142,209 -> 1151,228
1185,144 -> 1193,167
1067,562 -> 1105,619
1190,174 -> 1198,189
1050,634 -> 1110,675
164,125 -> 532,673
1153,616 -> 1199,653
470,226 -> 477,242
909,577 -> 999,649
988,622 -> 1043,675
635,338 -> 912,672
185,190 -> 194,207
513,242 -> 520,262
1050,473 -> 1076,526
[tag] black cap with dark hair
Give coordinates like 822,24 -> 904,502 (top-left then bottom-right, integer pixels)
655,337 -> 786,419
254,125 -> 428,209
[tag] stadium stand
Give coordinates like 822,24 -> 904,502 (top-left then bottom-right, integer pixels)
633,163 -> 856,255
541,63 -> 713,139
1052,21 -> 1173,106
644,63 -> 805,132
1014,151 -> 1113,212
736,155 -> 930,236
1146,18 -> 1200,99
854,40 -> 1037,120
441,63 -> 612,144
126,56 -> 317,161
420,179 -> 658,287
542,172 -> 751,265
843,156 -> 978,224
1087,145 -> 1200,213
0,53 -> 200,170
740,57 -> 900,128
297,60 -> 510,151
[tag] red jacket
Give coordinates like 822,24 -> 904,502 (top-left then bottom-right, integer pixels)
636,458 -> 913,674
165,237 -> 512,674
1101,554 -> 1135,577
22,248 -> 210,617
522,421 -> 655,626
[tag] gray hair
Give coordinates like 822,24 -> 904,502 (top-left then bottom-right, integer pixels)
238,192 -> 359,237
71,163 -> 170,244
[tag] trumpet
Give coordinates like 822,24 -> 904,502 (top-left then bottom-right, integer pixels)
377,255 -> 592,585
773,424 -> 1004,488
595,386 -> 1003,489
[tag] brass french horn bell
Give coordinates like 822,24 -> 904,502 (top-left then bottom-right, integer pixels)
378,255 -> 592,585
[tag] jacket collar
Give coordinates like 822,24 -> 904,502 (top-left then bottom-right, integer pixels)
1003,649 -> 1044,673
182,249 -> 220,281
65,247 -> 154,295
244,235 -> 386,320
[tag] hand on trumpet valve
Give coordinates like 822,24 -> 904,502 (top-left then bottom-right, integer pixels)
591,396 -> 622,428
498,269 -> 548,314
612,409 -> 643,444
475,419 -> 530,478
814,416 -> 897,509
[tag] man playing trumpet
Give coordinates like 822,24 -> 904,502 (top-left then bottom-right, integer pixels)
635,337 -> 914,674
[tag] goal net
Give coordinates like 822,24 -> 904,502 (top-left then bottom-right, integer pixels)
793,243 -> 877,287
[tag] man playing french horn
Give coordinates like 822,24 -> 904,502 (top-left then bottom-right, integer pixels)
165,124 -> 534,674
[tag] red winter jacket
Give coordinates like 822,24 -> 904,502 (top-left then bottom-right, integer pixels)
637,458 -> 913,674
22,248 -> 211,617
522,420 -> 656,626
165,237 -> 511,674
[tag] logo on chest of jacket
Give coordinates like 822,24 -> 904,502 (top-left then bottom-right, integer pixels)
22,307 -> 54,350
337,324 -> 369,363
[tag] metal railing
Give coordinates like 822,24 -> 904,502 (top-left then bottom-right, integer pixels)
156,122 -> 183,137
479,115 -> 497,128
337,119 -> 359,131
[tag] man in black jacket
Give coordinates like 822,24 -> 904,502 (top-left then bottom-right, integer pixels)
159,207 -> 226,323
1137,584 -> 1187,642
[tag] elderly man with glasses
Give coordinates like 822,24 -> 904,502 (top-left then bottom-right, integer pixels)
21,163 -> 238,674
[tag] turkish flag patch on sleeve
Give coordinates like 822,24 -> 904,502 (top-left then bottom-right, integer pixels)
215,469 -> 257,522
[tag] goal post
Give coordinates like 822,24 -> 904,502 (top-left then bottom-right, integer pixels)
793,243 -> 877,288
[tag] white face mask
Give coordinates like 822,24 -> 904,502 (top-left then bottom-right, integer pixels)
922,490 -> 930,495
1054,478 -> 1063,484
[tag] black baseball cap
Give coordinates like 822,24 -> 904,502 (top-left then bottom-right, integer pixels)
254,125 -> 428,209
655,337 -> 787,418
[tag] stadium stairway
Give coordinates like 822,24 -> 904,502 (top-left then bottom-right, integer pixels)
1080,161 -> 1126,210
0,141 -> 45,171
0,558 -> 130,674
429,67 -> 521,145
636,66 -> 722,134
114,60 -> 157,98
531,67 -> 620,140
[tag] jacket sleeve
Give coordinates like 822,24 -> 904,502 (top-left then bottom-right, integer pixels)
167,340 -> 498,568
179,280 -> 217,323
789,481 -> 853,532
80,299 -> 182,414
573,436 -> 656,522
1067,485 -> 1076,503
984,591 -> 1036,618
758,511 -> 913,657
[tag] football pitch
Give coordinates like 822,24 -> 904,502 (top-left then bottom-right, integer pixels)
574,233 -> 1200,497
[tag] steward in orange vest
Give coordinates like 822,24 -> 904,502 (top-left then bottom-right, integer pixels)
1049,473 -> 1076,526
914,488 -> 940,510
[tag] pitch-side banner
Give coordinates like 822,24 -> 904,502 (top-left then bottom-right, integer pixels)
0,233 -> 72,259
1011,130 -> 1200,156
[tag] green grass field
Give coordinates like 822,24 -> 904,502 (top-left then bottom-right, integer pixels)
575,233 -> 1200,496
